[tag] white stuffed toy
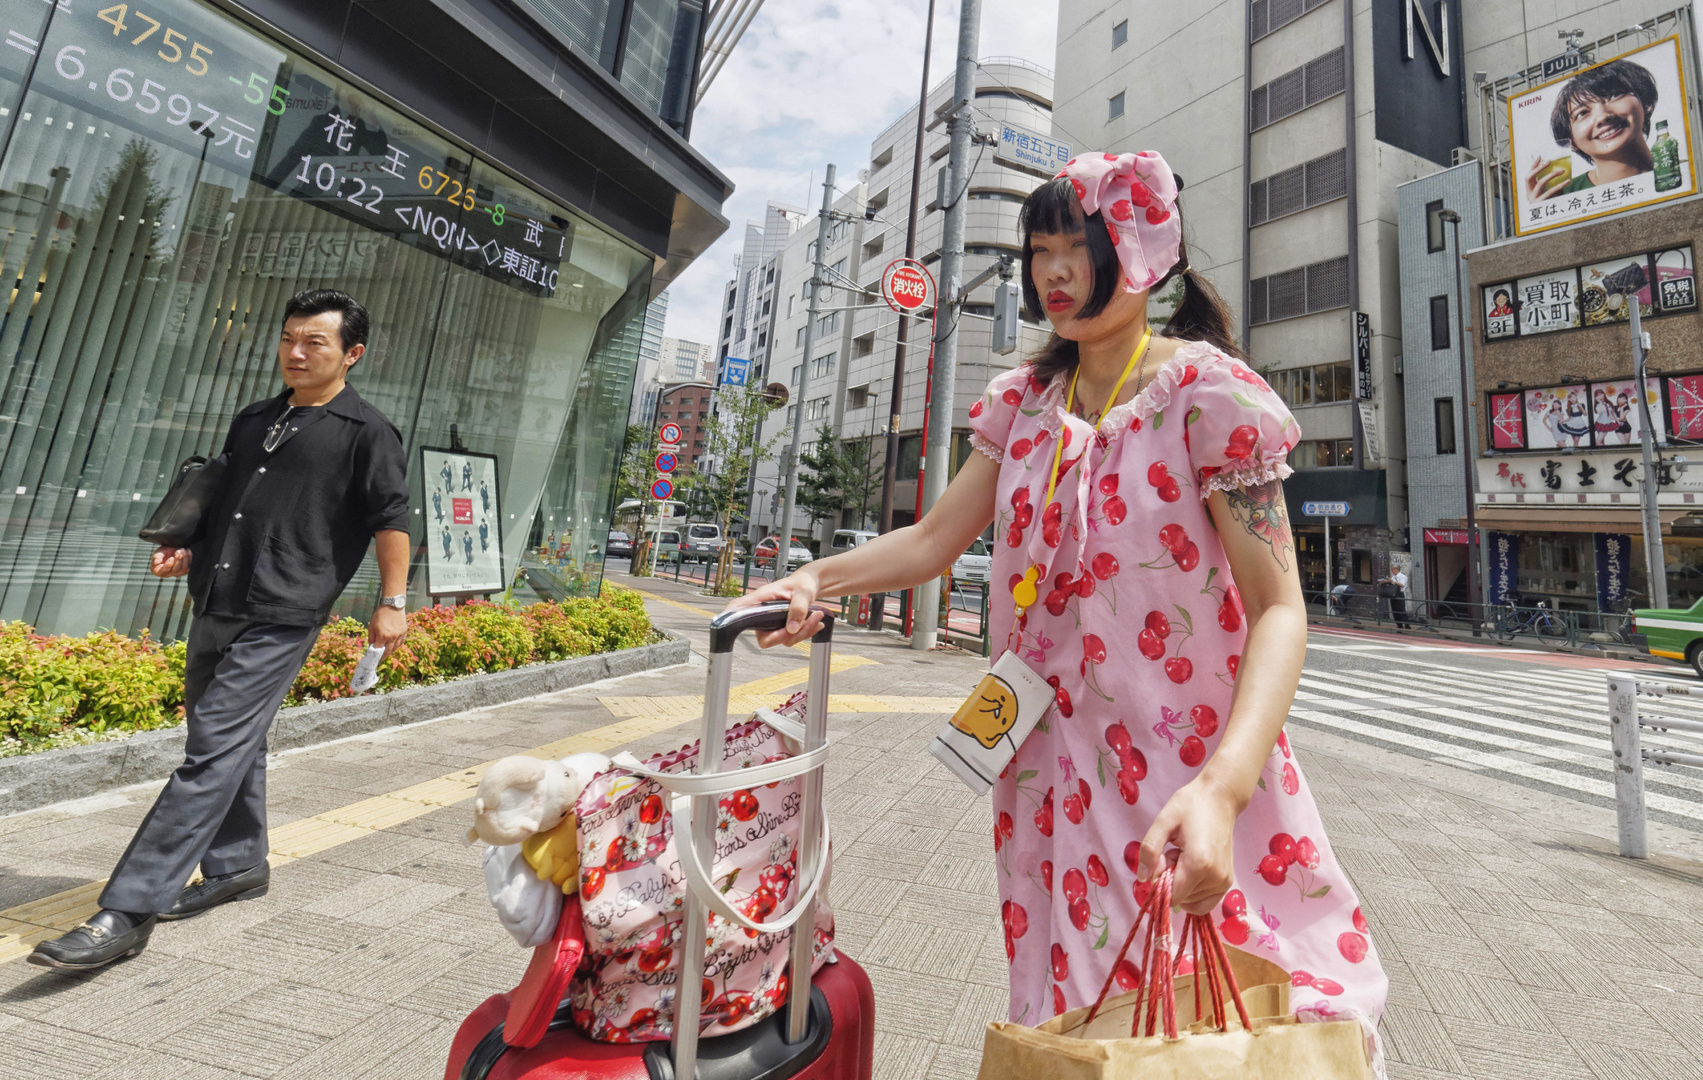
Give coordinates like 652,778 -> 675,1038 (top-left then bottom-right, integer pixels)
471,751 -> 608,948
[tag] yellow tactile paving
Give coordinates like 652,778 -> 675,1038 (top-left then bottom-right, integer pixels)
589,696 -> 705,722
2,880 -> 106,929
390,775 -> 485,807
0,636 -> 880,964
0,933 -> 30,965
267,817 -> 378,860
319,795 -> 439,832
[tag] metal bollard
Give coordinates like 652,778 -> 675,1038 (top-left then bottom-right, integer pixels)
1605,671 -> 1648,858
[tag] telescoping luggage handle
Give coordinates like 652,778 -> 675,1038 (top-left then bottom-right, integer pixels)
668,602 -> 835,1078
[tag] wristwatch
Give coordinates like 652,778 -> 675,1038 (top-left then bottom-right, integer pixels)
379,594 -> 407,610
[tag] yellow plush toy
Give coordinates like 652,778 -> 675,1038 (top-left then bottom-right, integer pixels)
521,815 -> 579,892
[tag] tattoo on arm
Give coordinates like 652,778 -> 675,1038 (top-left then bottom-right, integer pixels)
1221,481 -> 1294,571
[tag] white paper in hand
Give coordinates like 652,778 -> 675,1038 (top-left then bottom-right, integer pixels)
350,645 -> 386,693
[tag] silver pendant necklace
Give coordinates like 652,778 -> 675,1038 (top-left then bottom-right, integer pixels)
263,406 -> 298,454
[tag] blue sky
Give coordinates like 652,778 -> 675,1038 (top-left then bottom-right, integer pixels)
665,1 -> 1059,346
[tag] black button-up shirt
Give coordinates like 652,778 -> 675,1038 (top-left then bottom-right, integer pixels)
190,384 -> 411,626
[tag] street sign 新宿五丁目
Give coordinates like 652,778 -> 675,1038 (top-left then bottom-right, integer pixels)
1303,501 -> 1351,517
722,357 -> 748,387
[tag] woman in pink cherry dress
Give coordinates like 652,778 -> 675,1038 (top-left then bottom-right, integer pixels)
731,151 -> 1386,1070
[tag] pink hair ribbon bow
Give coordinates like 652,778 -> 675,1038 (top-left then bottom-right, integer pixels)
1054,151 -> 1183,292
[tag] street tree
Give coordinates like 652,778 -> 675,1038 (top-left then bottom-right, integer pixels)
797,424 -> 847,536
696,383 -> 780,595
840,434 -> 881,532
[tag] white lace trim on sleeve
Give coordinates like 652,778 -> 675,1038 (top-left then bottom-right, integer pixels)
1199,458 -> 1293,499
970,430 -> 1005,464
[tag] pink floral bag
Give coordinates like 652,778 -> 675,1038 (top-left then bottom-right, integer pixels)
567,691 -> 836,1043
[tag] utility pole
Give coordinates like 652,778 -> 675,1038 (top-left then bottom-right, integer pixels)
910,0 -> 979,651
1440,210 -> 1483,633
775,165 -> 836,568
877,0 -> 936,537
1632,301 -> 1668,609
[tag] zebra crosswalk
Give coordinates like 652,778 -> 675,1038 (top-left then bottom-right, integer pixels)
1292,639 -> 1703,831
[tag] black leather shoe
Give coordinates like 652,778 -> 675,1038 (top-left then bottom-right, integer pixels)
27,910 -> 155,971
158,862 -> 270,921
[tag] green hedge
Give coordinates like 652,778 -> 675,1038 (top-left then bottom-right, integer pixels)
287,585 -> 654,704
0,586 -> 653,756
0,624 -> 187,756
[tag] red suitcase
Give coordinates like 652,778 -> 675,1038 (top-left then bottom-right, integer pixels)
445,603 -> 876,1080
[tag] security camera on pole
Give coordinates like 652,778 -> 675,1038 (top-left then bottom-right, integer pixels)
910,0 -> 982,650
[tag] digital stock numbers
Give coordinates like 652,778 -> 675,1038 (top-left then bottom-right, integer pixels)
37,0 -> 568,293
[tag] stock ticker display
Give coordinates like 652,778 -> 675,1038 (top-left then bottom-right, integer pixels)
29,0 -> 569,294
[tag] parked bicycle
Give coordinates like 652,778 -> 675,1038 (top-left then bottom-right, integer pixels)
1494,597 -> 1567,643
1601,589 -> 1646,646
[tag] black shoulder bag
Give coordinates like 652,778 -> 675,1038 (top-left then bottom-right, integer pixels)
139,454 -> 227,548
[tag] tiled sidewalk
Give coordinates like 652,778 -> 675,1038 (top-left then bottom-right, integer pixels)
0,573 -> 1699,1078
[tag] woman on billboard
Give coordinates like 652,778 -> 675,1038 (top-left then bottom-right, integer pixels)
1525,59 -> 1660,200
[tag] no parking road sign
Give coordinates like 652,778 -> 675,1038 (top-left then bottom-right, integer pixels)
655,451 -> 678,473
650,477 -> 674,500
658,422 -> 682,446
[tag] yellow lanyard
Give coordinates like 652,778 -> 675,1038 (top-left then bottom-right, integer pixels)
1013,326 -> 1151,614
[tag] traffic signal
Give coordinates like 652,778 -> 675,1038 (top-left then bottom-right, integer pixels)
992,280 -> 1020,355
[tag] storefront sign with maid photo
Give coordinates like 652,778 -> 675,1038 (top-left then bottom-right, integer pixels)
1523,385 -> 1595,449
1509,379 -> 1663,451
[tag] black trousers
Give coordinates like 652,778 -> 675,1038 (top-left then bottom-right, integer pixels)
99,615 -> 320,914
1389,596 -> 1410,626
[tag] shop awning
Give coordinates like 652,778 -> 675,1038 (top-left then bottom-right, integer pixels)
1474,505 -> 1696,535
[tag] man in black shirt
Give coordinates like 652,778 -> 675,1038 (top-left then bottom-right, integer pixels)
30,290 -> 412,971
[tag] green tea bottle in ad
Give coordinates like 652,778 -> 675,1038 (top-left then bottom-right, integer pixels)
1654,120 -> 1682,192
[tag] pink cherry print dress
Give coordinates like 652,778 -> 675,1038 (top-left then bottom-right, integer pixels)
968,340 -> 1388,1066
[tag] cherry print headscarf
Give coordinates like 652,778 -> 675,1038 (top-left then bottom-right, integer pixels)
1054,151 -> 1182,293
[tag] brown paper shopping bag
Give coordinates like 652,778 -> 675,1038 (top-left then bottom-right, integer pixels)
978,869 -> 1372,1080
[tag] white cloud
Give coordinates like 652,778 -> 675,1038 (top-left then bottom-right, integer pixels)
663,1 -> 1058,348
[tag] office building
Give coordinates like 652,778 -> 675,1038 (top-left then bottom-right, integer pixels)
1454,10 -> 1703,616
0,0 -> 731,637
1054,0 -> 1473,592
741,58 -> 1055,541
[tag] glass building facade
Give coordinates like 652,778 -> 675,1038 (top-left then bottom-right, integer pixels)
0,0 -> 714,640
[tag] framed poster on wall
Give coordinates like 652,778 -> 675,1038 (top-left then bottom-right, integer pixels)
1587,377 -> 1665,446
1516,268 -> 1581,334
1488,391 -> 1527,449
1668,374 -> 1703,440
1483,283 -> 1518,340
421,447 -> 504,596
1578,254 -> 1654,326
1654,246 -> 1698,311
